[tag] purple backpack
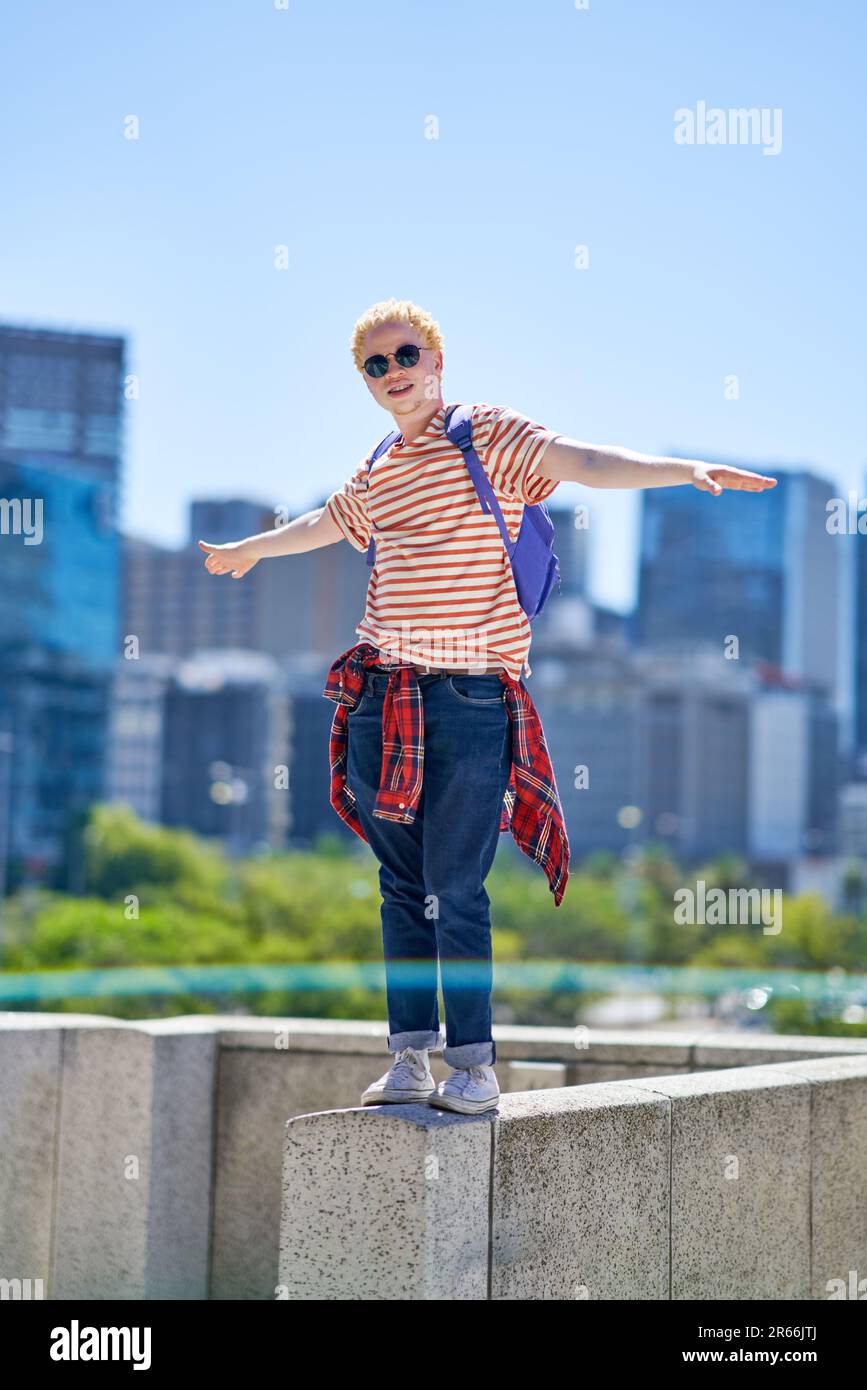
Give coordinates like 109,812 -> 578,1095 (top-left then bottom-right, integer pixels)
364,403 -> 561,619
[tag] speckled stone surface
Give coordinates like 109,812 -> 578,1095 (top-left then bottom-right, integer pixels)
630,1067 -> 812,1300
211,1040 -> 461,1298
491,1083 -> 670,1300
279,1106 -> 491,1300
51,1023 -> 217,1300
213,1047 -> 398,1298
52,1025 -> 154,1299
141,1028 -> 217,1298
755,1056 -> 867,1300
0,1024 -> 62,1288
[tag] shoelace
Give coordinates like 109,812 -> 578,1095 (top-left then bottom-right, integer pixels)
389,1048 -> 428,1083
449,1065 -> 490,1089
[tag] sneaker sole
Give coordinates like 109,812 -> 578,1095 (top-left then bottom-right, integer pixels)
360,1087 -> 435,1105
428,1091 -> 500,1114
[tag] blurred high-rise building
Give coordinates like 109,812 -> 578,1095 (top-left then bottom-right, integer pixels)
519,503 -> 632,656
851,489 -> 867,761
0,323 -> 125,888
748,663 -> 839,863
284,684 -> 357,848
0,324 -> 123,666
106,654 -> 174,824
528,641 -> 838,871
637,468 -> 842,703
105,650 -> 356,850
124,497 -> 369,664
159,650 -> 290,851
532,643 -> 752,862
548,503 -> 590,597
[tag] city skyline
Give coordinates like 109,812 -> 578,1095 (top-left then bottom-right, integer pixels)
0,317 -> 856,903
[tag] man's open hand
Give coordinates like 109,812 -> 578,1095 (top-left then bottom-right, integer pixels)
197,538 -> 261,578
691,464 -> 777,496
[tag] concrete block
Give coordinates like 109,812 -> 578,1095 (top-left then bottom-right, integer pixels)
0,1022 -> 62,1291
631,1067 -> 812,1300
491,1083 -> 670,1300
211,1042 -> 443,1299
51,1021 -> 217,1299
279,1106 -> 491,1299
755,1055 -> 867,1300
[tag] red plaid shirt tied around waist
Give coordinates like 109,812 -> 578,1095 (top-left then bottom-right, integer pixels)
322,641 -> 570,906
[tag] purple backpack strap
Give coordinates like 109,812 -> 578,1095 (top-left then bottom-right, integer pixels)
443,404 -> 515,557
364,428 -> 401,567
362,405 -> 516,568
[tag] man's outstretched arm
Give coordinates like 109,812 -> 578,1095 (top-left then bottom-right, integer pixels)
536,436 -> 777,496
198,504 -> 344,578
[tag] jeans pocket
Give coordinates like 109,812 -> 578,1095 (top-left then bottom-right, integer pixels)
446,675 -> 506,706
347,677 -> 374,717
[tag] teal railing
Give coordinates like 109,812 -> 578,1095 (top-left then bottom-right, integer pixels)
0,960 -> 864,1004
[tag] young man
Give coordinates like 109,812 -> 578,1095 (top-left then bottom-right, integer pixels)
199,297 -> 776,1115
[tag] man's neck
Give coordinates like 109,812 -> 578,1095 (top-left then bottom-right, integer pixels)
392,396 -> 445,444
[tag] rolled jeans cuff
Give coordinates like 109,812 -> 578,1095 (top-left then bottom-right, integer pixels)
443,1039 -> 496,1068
388,1028 -> 443,1054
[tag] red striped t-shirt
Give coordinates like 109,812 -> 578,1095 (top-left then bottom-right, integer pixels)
324,402 -> 562,680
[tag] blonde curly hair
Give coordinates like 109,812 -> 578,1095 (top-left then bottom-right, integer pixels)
350,298 -> 444,372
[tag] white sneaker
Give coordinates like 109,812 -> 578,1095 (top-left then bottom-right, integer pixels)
360,1046 -> 436,1105
429,1064 -> 500,1114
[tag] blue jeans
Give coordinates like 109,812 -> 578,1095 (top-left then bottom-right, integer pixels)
346,668 -> 512,1068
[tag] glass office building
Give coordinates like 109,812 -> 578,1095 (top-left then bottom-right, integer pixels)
0,324 -> 126,887
637,468 -> 841,700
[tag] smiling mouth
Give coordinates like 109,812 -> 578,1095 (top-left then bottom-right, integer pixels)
387,383 -> 412,396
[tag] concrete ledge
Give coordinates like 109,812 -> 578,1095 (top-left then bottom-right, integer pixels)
278,1057 -> 867,1299
692,1032 -> 867,1067
210,1016 -> 867,1066
3,1013 -> 867,1300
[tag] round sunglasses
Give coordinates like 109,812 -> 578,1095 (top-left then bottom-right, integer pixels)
362,343 -> 422,378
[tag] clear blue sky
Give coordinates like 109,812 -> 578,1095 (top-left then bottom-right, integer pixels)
3,0 -> 865,612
